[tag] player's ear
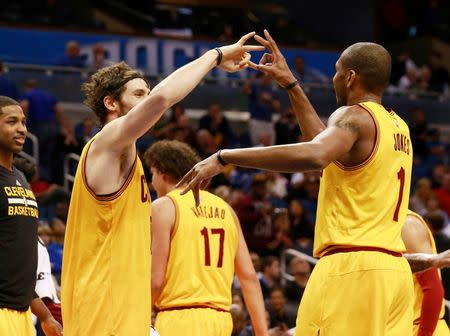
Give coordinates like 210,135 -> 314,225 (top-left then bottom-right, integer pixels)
346,70 -> 356,88
103,95 -> 118,112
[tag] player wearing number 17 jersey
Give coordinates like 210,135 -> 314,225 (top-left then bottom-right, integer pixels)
144,140 -> 268,336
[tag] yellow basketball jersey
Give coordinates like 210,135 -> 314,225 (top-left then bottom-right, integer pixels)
61,137 -> 152,336
314,101 -> 412,257
156,189 -> 238,311
408,211 -> 445,323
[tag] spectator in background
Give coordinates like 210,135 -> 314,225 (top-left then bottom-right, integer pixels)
416,64 -> 432,92
242,73 -> 280,146
47,218 -> 65,284
410,177 -> 433,216
0,61 -> 18,99
291,56 -> 329,84
89,43 -> 107,71
198,103 -> 233,148
234,174 -> 275,255
20,79 -> 63,181
219,24 -> 235,42
409,108 -> 429,160
397,67 -> 418,92
435,172 -> 450,217
266,286 -> 296,330
390,50 -> 417,86
284,257 -> 311,307
427,51 -> 449,93
259,256 -> 281,300
288,199 -> 314,255
55,40 -> 86,68
426,128 -> 448,166
275,107 -> 301,145
195,129 -> 218,159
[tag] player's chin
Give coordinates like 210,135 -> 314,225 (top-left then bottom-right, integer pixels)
11,144 -> 24,154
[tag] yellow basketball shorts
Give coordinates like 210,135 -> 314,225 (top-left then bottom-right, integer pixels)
295,250 -> 414,336
155,307 -> 232,336
413,319 -> 450,336
0,308 -> 34,336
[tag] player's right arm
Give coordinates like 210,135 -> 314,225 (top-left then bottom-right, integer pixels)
94,32 -> 264,153
402,214 -> 444,336
232,208 -> 269,336
151,197 -> 176,305
249,29 -> 326,141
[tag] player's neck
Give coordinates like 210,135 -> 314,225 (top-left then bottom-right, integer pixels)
348,93 -> 381,106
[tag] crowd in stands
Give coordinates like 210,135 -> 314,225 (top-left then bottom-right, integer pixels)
389,49 -> 450,94
1,50 -> 450,334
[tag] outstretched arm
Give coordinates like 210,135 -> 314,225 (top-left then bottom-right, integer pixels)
402,214 -> 444,336
249,30 -> 326,141
98,32 -> 264,151
178,106 -> 360,205
232,209 -> 269,336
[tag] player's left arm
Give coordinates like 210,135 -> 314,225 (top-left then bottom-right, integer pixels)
402,214 -> 444,336
151,196 -> 176,305
232,208 -> 269,336
30,296 -> 63,336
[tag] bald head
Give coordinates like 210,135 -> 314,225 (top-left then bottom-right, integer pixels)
340,42 -> 391,93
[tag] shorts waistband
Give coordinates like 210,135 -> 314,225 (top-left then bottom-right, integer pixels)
322,246 -> 402,258
158,305 -> 229,313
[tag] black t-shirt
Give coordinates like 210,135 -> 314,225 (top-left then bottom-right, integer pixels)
0,165 -> 38,311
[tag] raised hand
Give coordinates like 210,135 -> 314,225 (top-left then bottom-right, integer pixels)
217,32 -> 265,73
248,29 -> 297,87
176,153 -> 225,206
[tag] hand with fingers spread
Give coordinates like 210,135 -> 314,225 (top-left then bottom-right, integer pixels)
248,29 -> 297,88
216,32 -> 265,73
176,152 -> 226,206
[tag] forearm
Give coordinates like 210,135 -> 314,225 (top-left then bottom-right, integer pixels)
287,85 -> 326,141
221,142 -> 324,173
30,297 -> 53,322
404,253 -> 436,273
240,275 -> 269,336
150,50 -> 217,107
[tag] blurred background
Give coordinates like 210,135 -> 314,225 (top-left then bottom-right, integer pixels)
1,1 -> 449,335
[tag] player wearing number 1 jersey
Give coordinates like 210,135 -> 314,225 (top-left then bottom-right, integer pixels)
144,140 -> 268,336
177,32 -> 415,335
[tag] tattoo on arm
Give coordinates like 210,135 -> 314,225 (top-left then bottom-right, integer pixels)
404,253 -> 433,273
333,114 -> 360,136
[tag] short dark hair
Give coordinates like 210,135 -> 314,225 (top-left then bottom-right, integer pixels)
143,140 -> 200,182
341,42 -> 391,93
261,255 -> 278,271
82,61 -> 146,126
0,96 -> 19,114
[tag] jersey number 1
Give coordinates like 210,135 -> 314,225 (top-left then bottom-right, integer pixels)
393,167 -> 405,222
200,227 -> 225,268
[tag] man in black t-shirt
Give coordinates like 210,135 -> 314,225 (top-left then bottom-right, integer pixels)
0,96 -> 62,335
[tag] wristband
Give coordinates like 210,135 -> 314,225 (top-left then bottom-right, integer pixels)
214,48 -> 223,66
217,150 -> 227,166
285,80 -> 299,90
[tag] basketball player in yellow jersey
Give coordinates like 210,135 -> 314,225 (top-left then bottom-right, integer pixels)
143,140 -> 268,336
402,211 -> 450,336
178,30 -> 414,335
61,33 -> 264,336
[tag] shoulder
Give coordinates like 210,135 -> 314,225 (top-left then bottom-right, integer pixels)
402,213 -> 432,252
151,196 -> 176,228
328,104 -> 376,134
152,196 -> 176,211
